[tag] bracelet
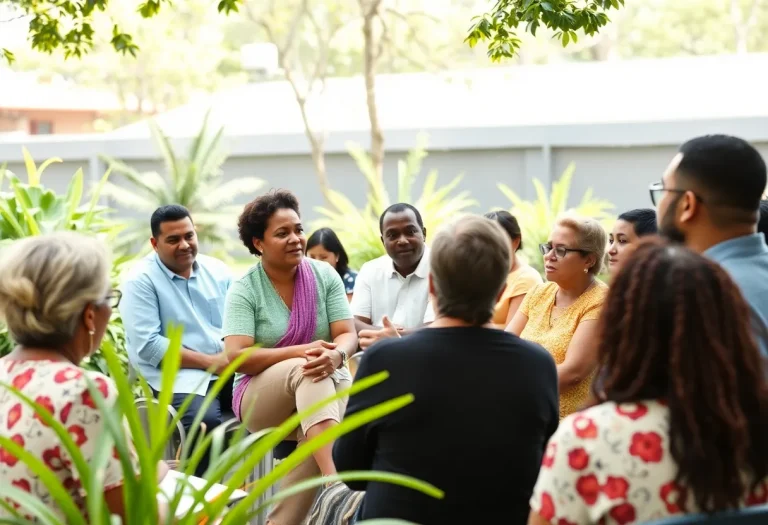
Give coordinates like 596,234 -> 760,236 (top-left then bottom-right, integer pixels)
334,348 -> 348,369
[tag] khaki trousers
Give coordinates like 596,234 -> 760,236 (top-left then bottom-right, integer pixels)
240,358 -> 351,525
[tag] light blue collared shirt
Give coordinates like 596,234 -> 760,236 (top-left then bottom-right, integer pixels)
119,252 -> 233,395
705,233 -> 768,357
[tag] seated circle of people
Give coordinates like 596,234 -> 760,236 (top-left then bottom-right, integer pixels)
119,205 -> 234,478
528,238 -> 768,525
221,190 -> 358,525
310,214 -> 559,525
306,227 -> 358,301
351,203 -> 435,350
653,133 -> 768,356
0,232 -> 172,523
506,214 -> 609,419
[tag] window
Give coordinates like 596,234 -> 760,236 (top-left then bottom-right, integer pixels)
30,120 -> 53,135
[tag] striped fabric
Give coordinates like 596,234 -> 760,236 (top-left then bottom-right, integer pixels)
306,481 -> 365,525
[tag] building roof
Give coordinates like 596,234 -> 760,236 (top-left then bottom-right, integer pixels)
0,70 -> 121,112
109,53 -> 768,139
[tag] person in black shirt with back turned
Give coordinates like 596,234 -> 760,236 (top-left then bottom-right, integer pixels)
331,214 -> 560,525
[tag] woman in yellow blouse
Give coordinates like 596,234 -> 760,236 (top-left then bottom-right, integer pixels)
506,214 -> 608,418
484,211 -> 543,326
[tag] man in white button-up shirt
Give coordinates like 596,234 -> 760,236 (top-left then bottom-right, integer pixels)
351,203 -> 435,349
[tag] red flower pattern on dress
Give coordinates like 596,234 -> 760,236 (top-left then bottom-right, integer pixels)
60,402 -> 73,424
34,396 -> 55,425
54,367 -> 82,383
11,479 -> 31,492
539,492 -> 555,520
616,403 -> 649,420
81,377 -> 110,409
567,447 -> 590,470
572,414 -> 598,439
609,503 -> 637,525
747,480 -> 768,506
0,434 -> 25,467
542,442 -> 557,468
576,474 -> 601,505
557,520 -> 578,525
7,403 -> 22,430
660,481 -> 688,513
67,425 -> 88,447
602,476 -> 630,500
629,431 -> 664,463
42,446 -> 65,471
11,368 -> 35,390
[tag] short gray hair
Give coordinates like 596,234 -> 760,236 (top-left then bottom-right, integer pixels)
430,215 -> 511,325
0,232 -> 111,348
556,214 -> 608,275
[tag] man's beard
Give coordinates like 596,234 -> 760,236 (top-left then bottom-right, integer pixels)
659,197 -> 686,244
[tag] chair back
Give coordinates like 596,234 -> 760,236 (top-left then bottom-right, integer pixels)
135,397 -> 187,464
644,505 -> 768,524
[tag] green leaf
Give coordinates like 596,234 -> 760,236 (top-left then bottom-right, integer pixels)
62,168 -> 85,230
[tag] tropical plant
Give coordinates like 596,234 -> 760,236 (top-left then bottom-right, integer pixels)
99,109 -> 265,262
0,324 -> 443,524
498,163 -> 616,275
313,133 -> 479,270
0,152 -> 131,376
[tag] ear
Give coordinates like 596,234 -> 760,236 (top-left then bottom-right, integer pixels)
586,253 -> 598,272
380,235 -> 385,247
422,227 -> 427,241
82,303 -> 97,335
252,237 -> 263,254
678,191 -> 700,225
511,238 -> 521,252
150,237 -> 158,251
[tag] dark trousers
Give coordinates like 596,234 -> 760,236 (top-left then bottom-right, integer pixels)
153,376 -> 234,477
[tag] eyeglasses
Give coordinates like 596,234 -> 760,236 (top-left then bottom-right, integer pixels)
104,289 -> 122,308
649,181 -> 703,207
539,243 -> 588,259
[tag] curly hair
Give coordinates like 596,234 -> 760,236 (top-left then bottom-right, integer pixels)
594,237 -> 768,513
237,189 -> 301,256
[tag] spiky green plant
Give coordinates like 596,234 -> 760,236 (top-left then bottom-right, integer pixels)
313,133 -> 479,269
498,163 -> 616,275
0,154 -> 130,371
99,109 -> 265,262
0,325 -> 443,524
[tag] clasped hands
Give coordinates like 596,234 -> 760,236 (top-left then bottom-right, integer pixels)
301,340 -> 342,382
358,315 -> 402,350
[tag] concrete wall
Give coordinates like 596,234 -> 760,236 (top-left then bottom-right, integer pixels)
2,117 -> 768,237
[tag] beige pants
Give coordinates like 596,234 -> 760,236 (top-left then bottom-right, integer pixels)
240,358 -> 351,525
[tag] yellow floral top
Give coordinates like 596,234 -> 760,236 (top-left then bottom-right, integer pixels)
519,280 -> 608,419
491,263 -> 543,325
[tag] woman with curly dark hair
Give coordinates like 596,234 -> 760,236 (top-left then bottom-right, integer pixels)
222,189 -> 358,525
528,237 -> 768,525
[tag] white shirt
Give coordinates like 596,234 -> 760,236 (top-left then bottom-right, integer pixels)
350,248 -> 435,329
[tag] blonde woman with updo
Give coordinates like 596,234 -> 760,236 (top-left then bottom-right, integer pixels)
0,232 -> 168,522
506,214 -> 608,418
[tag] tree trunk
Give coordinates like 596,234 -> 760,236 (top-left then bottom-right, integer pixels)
730,0 -> 762,54
362,0 -> 385,183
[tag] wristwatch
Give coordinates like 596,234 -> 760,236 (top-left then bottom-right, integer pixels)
335,348 -> 348,369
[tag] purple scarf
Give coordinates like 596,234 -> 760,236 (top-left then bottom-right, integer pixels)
232,259 -> 318,420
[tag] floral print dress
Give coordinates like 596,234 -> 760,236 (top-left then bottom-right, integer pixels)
0,359 -> 137,521
530,400 -> 768,524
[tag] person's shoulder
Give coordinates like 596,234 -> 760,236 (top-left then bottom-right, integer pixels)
230,263 -> 261,293
47,363 -> 118,406
358,254 -> 391,275
519,264 -> 544,283
196,253 -> 232,277
307,257 -> 339,281
529,281 -> 557,298
122,253 -> 157,284
587,279 -> 610,302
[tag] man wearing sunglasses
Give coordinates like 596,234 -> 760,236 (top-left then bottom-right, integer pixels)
653,134 -> 768,356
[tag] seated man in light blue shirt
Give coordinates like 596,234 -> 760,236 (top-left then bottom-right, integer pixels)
120,205 -> 233,476
653,134 -> 768,356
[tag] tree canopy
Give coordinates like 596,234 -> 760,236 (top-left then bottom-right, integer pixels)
0,0 -> 242,62
466,0 -> 625,61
